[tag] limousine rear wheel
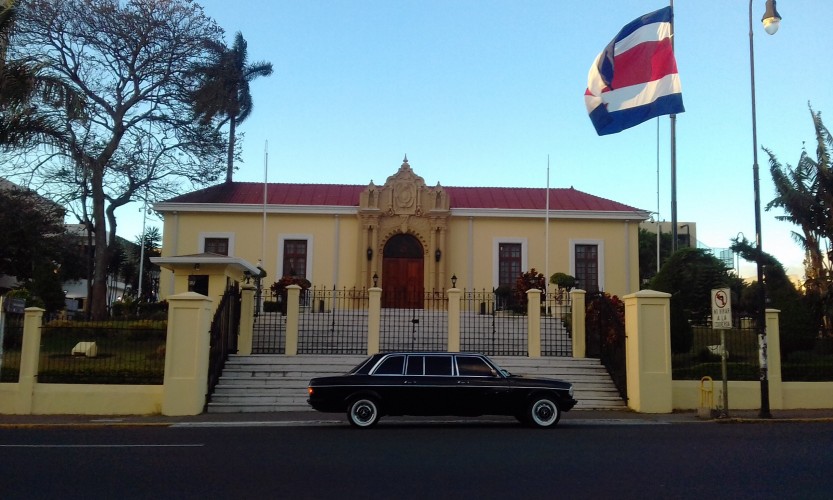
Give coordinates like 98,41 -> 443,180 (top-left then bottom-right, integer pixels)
527,396 -> 561,428
347,396 -> 381,428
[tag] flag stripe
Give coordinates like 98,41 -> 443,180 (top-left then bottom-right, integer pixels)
608,38 -> 677,89
598,74 -> 682,113
584,6 -> 684,136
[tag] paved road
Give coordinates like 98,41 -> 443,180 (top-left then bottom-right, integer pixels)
1,421 -> 831,499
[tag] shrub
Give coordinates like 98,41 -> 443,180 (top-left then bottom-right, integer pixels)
513,269 -> 545,312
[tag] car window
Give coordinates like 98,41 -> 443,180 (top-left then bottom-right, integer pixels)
374,355 -> 405,375
424,356 -> 453,376
406,356 -> 424,375
456,356 -> 494,377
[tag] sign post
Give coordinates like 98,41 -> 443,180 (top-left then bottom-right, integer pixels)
711,288 -> 732,418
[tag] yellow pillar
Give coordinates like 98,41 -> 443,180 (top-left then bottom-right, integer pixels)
447,288 -> 461,352
237,284 -> 255,356
16,307 -> 45,414
285,285 -> 300,356
367,287 -> 381,354
571,289 -> 586,358
162,292 -> 213,416
765,308 -> 783,410
527,289 -> 541,357
624,290 -> 672,413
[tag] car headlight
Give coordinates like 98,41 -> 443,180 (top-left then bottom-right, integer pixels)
568,385 -> 574,398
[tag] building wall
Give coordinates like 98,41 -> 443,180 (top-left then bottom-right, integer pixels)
159,209 -> 641,299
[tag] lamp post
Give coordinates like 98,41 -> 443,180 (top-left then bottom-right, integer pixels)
749,0 -> 780,419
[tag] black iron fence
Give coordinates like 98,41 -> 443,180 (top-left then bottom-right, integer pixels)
460,289 -> 526,356
207,285 -> 241,400
37,311 -> 167,384
252,301 -> 286,354
671,317 -> 760,381
1,313 -> 24,382
298,287 -> 369,354
585,292 -> 627,400
380,289 -> 448,352
781,337 -> 833,382
542,290 -> 573,357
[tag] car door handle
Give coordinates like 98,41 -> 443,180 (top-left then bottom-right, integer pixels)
403,380 -> 417,384
456,380 -> 469,384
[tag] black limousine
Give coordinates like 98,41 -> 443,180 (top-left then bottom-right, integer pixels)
307,352 -> 577,428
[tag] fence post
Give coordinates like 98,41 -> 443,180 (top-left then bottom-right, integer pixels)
527,289 -> 541,357
237,284 -> 256,356
447,288 -> 462,352
367,287 -> 382,354
162,292 -> 213,416
285,285 -> 300,356
765,308 -> 783,410
15,307 -> 44,414
571,289 -> 586,358
624,289 -> 672,413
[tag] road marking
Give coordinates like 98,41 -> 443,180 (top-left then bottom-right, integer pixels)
171,420 -> 343,428
171,418 -> 674,428
0,444 -> 204,448
564,419 -> 671,426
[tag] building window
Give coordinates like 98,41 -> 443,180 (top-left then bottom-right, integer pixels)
282,239 -> 307,278
498,243 -> 522,287
575,244 -> 599,292
204,237 -> 229,256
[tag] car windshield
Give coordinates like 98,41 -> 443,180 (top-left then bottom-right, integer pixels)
482,355 -> 512,377
348,357 -> 372,374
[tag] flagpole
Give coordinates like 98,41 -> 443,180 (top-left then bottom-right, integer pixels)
656,118 -> 661,274
545,155 -> 550,295
262,140 -> 268,268
670,0 -> 679,252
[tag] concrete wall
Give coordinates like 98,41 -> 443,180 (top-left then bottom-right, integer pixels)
0,295 -> 211,416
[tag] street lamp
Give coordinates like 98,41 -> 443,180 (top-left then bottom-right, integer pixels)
749,0 -> 781,419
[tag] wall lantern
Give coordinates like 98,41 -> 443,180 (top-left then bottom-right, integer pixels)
451,274 -> 457,288
435,248 -> 441,262
372,273 -> 379,287
367,247 -> 373,261
193,263 -> 200,271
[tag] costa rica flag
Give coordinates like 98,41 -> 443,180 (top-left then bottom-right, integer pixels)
585,6 -> 684,135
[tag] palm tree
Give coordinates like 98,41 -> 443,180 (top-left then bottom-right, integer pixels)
190,31 -> 273,183
0,0 -> 84,148
766,106 -> 833,335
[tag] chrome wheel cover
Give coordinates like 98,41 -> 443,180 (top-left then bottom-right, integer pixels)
530,399 -> 559,427
350,399 -> 378,427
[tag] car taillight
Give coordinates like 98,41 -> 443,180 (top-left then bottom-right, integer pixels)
308,387 -> 314,396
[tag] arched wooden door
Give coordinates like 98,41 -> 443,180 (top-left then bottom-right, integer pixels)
382,234 -> 424,308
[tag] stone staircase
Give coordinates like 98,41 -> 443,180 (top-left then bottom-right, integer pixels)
206,354 -> 626,413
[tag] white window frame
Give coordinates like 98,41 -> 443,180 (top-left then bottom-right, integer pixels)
492,238 -> 528,288
278,234 -> 314,282
569,239 -> 605,291
199,232 -> 235,256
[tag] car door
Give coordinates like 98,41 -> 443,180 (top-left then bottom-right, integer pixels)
454,355 -> 512,415
399,354 -> 457,415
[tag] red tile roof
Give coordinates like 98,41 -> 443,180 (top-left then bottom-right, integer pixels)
163,182 -> 642,213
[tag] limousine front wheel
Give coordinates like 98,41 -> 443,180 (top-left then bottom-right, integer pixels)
527,396 -> 561,428
347,397 -> 381,428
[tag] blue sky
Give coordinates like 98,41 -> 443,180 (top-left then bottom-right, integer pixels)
127,0 -> 833,280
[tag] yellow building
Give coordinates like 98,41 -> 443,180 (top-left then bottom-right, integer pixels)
152,158 -> 649,302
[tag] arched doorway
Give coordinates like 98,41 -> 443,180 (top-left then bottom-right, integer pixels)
382,234 -> 424,308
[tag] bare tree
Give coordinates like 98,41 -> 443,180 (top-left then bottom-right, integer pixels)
4,0 -> 227,319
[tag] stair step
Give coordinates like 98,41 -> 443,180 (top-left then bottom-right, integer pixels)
207,355 -> 626,413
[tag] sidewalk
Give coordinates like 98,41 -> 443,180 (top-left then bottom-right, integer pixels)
2,408 -> 832,428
